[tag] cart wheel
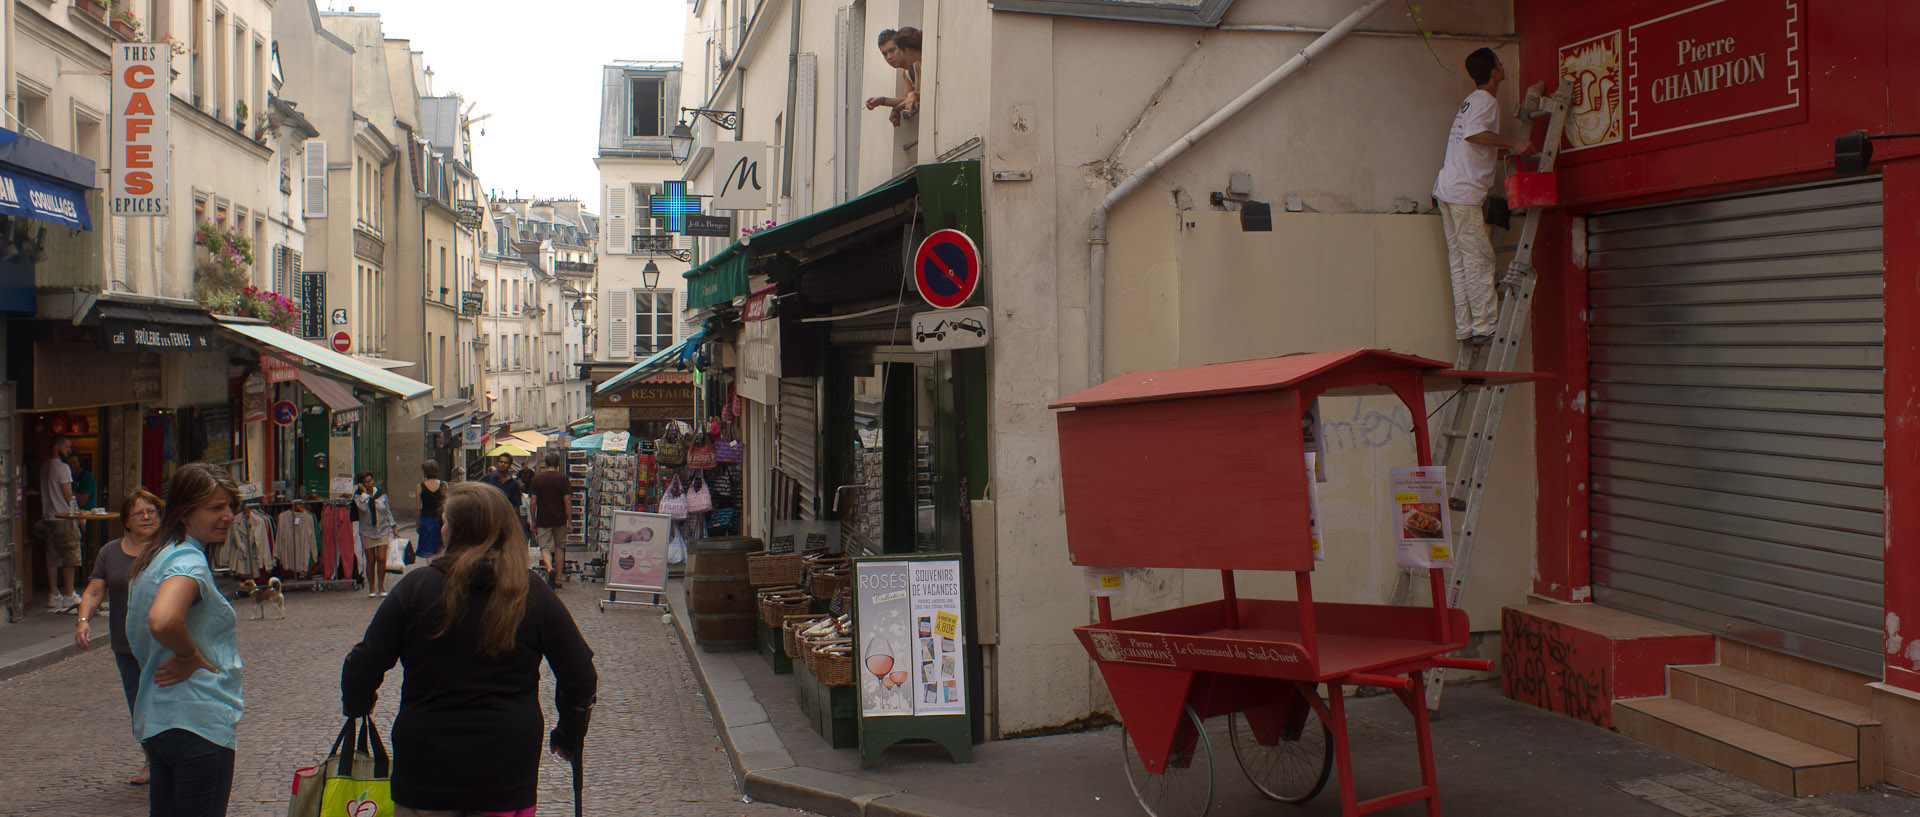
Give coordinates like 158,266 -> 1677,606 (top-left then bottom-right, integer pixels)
1229,707 -> 1332,804
1121,704 -> 1214,817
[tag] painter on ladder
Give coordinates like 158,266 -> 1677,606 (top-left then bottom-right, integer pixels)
1434,47 -> 1535,345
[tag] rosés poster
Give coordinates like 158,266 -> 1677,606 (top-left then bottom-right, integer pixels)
607,511 -> 670,590
857,557 -> 967,718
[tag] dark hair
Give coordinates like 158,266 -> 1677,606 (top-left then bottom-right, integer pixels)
544,452 -> 560,467
434,483 -> 531,657
119,488 -> 162,527
132,463 -> 238,577
1465,48 -> 1499,85
878,27 -> 922,51
50,434 -> 69,446
421,460 -> 441,479
356,471 -> 374,484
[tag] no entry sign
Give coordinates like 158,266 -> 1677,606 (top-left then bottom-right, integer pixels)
332,331 -> 351,353
913,229 -> 980,309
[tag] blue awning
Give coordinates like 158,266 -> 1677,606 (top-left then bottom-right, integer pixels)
0,128 -> 94,231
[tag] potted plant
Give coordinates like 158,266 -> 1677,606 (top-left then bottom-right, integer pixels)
110,7 -> 140,39
76,0 -> 108,23
234,100 -> 248,132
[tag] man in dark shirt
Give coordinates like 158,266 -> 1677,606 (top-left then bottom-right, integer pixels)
528,453 -> 573,590
480,455 -> 526,530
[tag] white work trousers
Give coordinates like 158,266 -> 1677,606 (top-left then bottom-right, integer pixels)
1440,200 -> 1498,339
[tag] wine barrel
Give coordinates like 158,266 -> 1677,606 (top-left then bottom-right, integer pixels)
688,536 -> 760,652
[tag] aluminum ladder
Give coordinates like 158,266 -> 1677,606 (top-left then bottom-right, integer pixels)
1391,84 -> 1571,710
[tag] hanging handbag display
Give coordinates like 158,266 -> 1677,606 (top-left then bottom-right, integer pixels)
659,476 -> 689,519
656,427 -> 687,469
289,717 -> 392,817
687,473 -> 714,514
687,430 -> 718,469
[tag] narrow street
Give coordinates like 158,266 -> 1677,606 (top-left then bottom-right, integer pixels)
0,578 -> 806,817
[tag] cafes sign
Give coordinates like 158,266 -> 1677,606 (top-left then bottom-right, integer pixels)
102,320 -> 212,352
1557,0 -> 1804,156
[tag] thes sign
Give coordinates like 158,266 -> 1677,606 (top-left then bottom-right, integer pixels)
110,43 -> 170,215
1558,0 -> 1804,155
102,320 -> 212,352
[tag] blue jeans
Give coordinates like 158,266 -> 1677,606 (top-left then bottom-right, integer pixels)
143,728 -> 235,817
114,650 -> 140,715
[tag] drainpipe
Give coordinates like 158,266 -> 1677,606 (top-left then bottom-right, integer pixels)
781,0 -> 801,202
1086,0 -> 1392,386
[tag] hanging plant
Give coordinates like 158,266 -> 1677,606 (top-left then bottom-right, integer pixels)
200,285 -> 299,333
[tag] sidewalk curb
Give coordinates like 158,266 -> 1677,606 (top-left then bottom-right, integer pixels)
666,580 -> 1014,817
0,638 -> 83,682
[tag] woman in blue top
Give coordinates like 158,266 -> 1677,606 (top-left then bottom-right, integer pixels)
126,463 -> 244,817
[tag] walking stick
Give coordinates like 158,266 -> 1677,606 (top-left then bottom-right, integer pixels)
572,745 -> 583,817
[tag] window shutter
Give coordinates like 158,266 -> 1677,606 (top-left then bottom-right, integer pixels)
304,140 -> 328,218
272,244 -> 287,294
606,185 -> 628,254
608,289 -> 631,359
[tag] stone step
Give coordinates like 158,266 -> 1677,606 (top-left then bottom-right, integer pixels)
1614,696 -> 1860,797
1499,602 -> 1715,728
1669,663 -> 1883,785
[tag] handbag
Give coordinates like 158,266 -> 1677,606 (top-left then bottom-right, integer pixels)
656,430 -> 687,469
687,431 -> 717,469
289,717 -> 392,817
667,524 -> 688,565
385,540 -> 407,574
659,477 -> 689,519
715,422 -> 744,465
686,473 -> 713,514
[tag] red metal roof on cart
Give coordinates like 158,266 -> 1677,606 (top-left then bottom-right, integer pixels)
1051,348 -> 1453,410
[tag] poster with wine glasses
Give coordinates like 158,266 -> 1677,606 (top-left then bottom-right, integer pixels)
606,510 -> 671,591
857,557 -> 968,718
858,560 -> 915,717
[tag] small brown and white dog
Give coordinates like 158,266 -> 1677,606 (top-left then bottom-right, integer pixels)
238,577 -> 285,620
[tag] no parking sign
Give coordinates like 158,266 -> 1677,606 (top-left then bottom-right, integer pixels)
912,229 -> 980,309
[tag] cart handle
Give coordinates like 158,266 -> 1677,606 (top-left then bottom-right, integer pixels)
1432,657 -> 1494,673
1341,673 -> 1415,692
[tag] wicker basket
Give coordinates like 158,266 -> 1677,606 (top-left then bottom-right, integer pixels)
747,551 -> 805,586
758,587 -> 812,626
782,614 -> 825,658
809,643 -> 854,687
810,571 -> 850,601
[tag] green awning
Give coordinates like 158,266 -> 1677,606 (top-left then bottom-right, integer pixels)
682,169 -> 925,308
594,336 -> 695,395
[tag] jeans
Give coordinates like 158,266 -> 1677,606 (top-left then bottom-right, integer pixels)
143,728 -> 235,817
114,650 -> 140,715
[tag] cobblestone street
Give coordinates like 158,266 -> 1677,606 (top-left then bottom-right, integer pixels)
0,576 -> 806,817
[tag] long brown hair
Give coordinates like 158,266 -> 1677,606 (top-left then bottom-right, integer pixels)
131,463 -> 238,577
433,482 -> 531,657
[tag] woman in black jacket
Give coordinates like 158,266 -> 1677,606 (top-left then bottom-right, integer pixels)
341,482 -> 597,815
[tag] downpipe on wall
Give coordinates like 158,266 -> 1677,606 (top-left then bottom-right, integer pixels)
1086,0 -> 1394,386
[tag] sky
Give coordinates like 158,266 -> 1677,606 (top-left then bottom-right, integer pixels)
323,0 -> 688,211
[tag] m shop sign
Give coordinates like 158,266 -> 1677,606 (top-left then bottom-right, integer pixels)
110,43 -> 169,216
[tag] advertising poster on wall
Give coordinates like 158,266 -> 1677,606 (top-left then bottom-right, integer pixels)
1391,466 -> 1453,569
857,560 -> 915,717
908,559 -> 966,715
607,511 -> 671,591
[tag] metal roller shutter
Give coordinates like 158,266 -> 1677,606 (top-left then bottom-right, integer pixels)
1587,178 -> 1885,677
778,377 -> 820,520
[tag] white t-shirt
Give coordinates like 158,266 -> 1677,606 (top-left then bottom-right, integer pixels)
41,458 -> 73,518
1434,89 -> 1500,205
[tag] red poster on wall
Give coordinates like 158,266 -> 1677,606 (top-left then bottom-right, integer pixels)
1557,0 -> 1805,159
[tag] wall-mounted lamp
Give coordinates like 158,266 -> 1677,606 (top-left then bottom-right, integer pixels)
1835,130 -> 1920,175
642,260 -> 662,290
668,107 -> 740,165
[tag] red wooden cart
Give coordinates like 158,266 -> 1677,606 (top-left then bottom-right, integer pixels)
1052,349 -> 1534,817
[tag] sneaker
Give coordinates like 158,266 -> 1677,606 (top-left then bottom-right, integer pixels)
1465,333 -> 1495,344
61,593 -> 80,611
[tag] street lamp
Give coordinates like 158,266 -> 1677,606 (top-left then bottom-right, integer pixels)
642,260 -> 662,290
668,107 -> 740,165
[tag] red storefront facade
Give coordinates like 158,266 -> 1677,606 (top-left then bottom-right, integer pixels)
1518,0 -> 1920,698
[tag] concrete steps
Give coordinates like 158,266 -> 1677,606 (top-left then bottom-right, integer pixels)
1613,640 -> 1883,797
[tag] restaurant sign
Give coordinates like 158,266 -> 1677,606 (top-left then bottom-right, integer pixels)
592,382 -> 694,409
101,320 -> 212,352
1558,0 -> 1804,156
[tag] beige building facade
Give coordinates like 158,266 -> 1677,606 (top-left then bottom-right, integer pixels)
677,0 -> 1527,734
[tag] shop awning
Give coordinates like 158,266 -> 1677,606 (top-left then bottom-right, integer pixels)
297,371 -> 364,424
213,317 -> 435,417
0,127 -> 94,231
682,169 -> 922,309
510,431 -> 550,449
485,443 -> 532,458
593,336 -> 696,396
